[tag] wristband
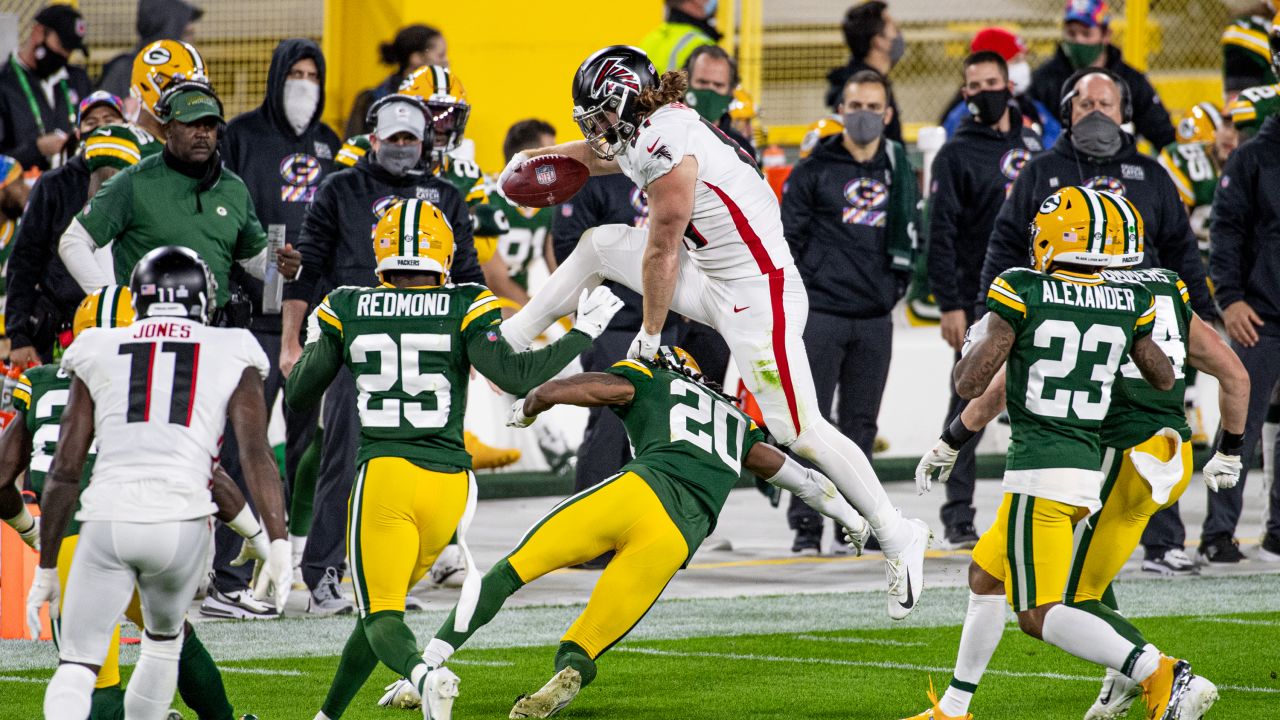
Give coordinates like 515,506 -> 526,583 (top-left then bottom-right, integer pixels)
941,415 -> 978,450
1217,430 -> 1244,456
226,505 -> 263,540
3,505 -> 36,534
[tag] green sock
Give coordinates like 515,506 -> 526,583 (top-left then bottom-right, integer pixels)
1069,599 -> 1147,647
289,429 -> 322,536
89,684 -> 125,720
178,625 -> 234,720
1101,583 -> 1120,612
321,620 -> 380,719
363,610 -> 424,679
555,641 -> 598,687
435,559 -> 525,650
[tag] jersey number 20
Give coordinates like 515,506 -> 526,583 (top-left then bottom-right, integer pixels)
670,379 -> 748,471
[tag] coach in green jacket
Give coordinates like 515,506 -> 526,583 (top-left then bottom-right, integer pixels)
58,83 -> 299,307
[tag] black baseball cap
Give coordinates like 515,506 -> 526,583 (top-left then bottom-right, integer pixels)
34,4 -> 88,56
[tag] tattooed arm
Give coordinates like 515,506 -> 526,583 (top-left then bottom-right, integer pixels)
953,314 -> 1015,399
1130,334 -> 1176,392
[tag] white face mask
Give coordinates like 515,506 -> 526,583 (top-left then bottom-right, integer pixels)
283,78 -> 320,135
1008,61 -> 1031,96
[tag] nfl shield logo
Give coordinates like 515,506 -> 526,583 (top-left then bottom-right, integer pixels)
536,165 -> 557,186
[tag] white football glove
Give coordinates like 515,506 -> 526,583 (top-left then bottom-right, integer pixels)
229,529 -> 271,569
25,567 -> 59,640
507,398 -> 536,429
497,150 -> 531,189
251,538 -> 293,614
574,286 -> 624,339
1202,452 -> 1242,492
627,330 -> 663,361
378,677 -> 422,709
915,439 -> 960,494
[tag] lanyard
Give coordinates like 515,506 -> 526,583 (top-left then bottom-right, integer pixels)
11,53 -> 74,137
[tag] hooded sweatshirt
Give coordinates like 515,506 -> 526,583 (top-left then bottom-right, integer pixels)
977,132 -> 1214,321
221,39 -> 341,331
98,0 -> 203,97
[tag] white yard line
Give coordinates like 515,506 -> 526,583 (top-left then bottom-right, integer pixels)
795,634 -> 928,647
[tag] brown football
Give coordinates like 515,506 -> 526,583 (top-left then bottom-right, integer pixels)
501,154 -> 590,207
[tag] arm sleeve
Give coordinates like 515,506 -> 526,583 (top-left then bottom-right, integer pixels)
985,272 -> 1028,332
977,165 -> 1039,315
1208,152 -> 1252,309
445,190 -> 484,285
780,162 -> 814,262
1132,287 -> 1156,339
464,289 -> 593,396
12,373 -> 32,414
1152,171 -> 1216,319
59,218 -> 113,292
926,148 -> 964,311
1132,78 -> 1176,150
4,178 -> 54,347
283,178 -> 338,302
74,169 -> 134,248
284,297 -> 345,411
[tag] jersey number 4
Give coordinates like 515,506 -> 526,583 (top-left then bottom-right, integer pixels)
119,342 -> 200,426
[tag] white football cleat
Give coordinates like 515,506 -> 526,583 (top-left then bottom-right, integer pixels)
424,667 -> 459,720
1084,667 -> 1140,720
886,519 -> 931,620
1173,675 -> 1218,720
509,667 -> 581,719
429,545 -> 467,588
378,677 -> 421,709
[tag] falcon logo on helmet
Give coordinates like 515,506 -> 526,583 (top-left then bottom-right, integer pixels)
589,57 -> 642,99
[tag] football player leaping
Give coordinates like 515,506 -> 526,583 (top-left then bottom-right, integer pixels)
39,248 -> 292,719
913,190 -> 1241,720
498,44 -> 932,618
286,199 -> 623,720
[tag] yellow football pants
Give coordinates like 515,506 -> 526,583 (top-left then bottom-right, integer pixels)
57,534 -> 143,688
972,492 -> 1089,612
506,471 -> 689,659
1065,434 -> 1192,603
347,456 -> 469,616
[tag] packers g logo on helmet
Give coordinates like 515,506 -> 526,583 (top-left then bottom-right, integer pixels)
73,285 -> 136,339
1029,186 -> 1123,272
1175,102 -> 1223,145
372,199 -> 455,279
400,65 -> 470,154
132,40 -> 206,117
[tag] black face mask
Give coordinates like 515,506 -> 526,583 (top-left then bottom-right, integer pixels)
31,42 -> 68,79
966,88 -> 1011,126
1,196 -> 25,220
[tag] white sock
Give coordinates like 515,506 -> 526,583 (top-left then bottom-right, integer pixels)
125,633 -> 183,720
1262,422 -> 1277,473
410,662 -> 430,692
1041,605 -> 1144,675
500,232 -> 605,351
766,459 -> 866,532
422,637 -> 455,669
44,663 -> 96,720
290,533 -> 307,561
1127,644 -> 1162,683
787,421 -> 908,553
314,713 -> 333,720
938,592 -> 1008,716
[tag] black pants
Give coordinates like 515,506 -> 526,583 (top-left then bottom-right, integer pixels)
1203,332 -> 1280,543
940,348 -> 984,529
211,329 -> 320,594
1141,504 -> 1186,559
573,325 -> 679,493
301,364 -> 360,588
787,312 -> 892,530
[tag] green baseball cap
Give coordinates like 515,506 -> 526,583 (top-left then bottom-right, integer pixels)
166,88 -> 223,123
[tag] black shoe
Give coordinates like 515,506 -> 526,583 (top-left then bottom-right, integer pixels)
944,522 -> 980,550
791,527 -> 821,554
1199,536 -> 1245,564
1260,534 -> 1280,562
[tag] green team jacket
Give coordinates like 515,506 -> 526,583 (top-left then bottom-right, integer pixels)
284,281 -> 590,472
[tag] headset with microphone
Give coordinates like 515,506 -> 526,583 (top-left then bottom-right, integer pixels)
1058,67 -> 1133,130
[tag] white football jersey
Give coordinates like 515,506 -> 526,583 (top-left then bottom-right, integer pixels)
617,103 -> 792,280
60,317 -> 269,523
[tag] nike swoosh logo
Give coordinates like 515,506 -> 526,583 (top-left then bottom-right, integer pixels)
733,305 -> 749,313
1099,687 -> 1113,704
647,139 -> 659,153
898,567 -> 915,610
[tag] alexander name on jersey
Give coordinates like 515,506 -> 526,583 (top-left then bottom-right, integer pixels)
1039,280 -> 1138,312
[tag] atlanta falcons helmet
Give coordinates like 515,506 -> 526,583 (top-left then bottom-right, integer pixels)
571,45 -> 658,160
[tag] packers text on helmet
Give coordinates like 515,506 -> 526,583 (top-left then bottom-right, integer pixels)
373,199 -> 456,279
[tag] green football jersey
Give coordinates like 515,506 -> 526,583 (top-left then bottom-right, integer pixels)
1157,141 -> 1219,250
1099,268 -> 1193,450
489,189 -> 552,289
606,359 -> 767,557
13,364 -> 93,536
1229,82 -> 1280,135
1222,15 -> 1277,87
310,283 -> 503,471
986,269 -> 1155,502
